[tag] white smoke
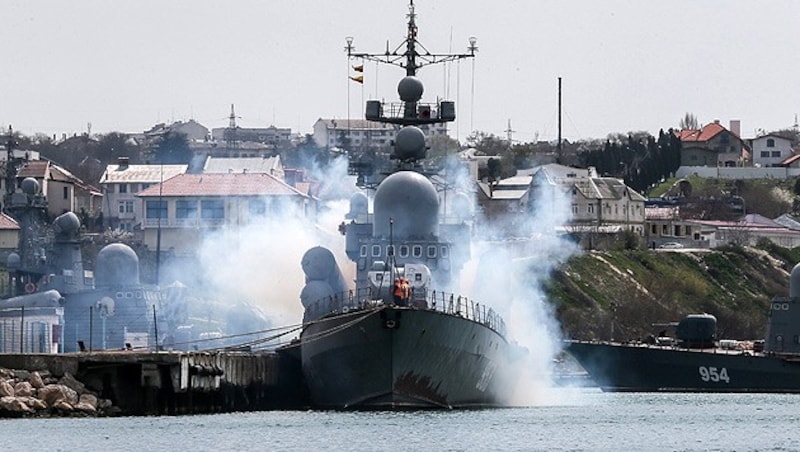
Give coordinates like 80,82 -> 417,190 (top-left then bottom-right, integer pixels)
451,163 -> 580,406
169,155 -> 354,342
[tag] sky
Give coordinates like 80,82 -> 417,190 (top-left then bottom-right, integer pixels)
2,0 -> 799,143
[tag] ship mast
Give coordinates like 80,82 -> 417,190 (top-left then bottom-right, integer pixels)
344,0 -> 477,187
347,1 -> 477,77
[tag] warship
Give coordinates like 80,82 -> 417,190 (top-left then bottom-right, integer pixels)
566,262 -> 800,392
283,2 -> 523,408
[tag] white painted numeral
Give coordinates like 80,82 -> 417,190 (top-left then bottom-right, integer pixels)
699,366 -> 730,383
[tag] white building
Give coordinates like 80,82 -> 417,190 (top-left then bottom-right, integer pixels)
135,173 -> 312,254
476,164 -> 646,243
749,134 -> 795,168
98,158 -> 188,232
312,118 -> 448,149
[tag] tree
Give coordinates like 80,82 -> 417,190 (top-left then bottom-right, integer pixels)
466,131 -> 508,156
679,113 -> 699,130
425,134 -> 460,165
97,132 -> 142,164
152,131 -> 192,164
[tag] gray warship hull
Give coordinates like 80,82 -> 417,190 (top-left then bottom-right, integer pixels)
301,305 -> 520,409
566,340 -> 800,393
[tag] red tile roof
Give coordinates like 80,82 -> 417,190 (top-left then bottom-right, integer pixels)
0,213 -> 20,230
782,153 -> 800,166
675,122 -> 726,142
17,160 -> 50,178
136,173 -> 309,198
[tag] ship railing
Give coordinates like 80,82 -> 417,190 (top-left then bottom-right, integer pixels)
303,287 -> 380,322
427,291 -> 507,339
303,288 -> 507,338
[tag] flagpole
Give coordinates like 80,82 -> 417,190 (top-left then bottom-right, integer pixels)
346,37 -> 353,151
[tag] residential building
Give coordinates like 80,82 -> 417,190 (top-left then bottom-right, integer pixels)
201,155 -> 285,180
144,119 -> 209,141
0,213 -> 20,263
676,120 -> 749,167
135,173 -> 313,254
687,214 -> 800,248
16,160 -> 102,220
210,125 -> 292,147
476,164 -> 646,244
188,140 -> 275,159
98,158 -> 188,232
644,205 -> 709,248
748,134 -> 795,167
312,118 -> 448,150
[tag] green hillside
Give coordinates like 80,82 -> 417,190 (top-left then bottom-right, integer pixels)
550,243 -> 800,341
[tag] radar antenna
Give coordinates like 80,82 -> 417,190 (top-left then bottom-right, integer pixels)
344,1 -> 477,189
345,0 -> 477,126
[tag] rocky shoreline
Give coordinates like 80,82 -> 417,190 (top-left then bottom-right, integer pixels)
0,368 -> 119,417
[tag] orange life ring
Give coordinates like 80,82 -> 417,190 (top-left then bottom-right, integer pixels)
24,282 -> 36,294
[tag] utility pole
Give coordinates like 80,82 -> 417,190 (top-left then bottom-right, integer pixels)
557,77 -> 562,163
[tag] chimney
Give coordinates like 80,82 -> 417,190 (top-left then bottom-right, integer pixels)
729,119 -> 741,137
117,156 -> 130,169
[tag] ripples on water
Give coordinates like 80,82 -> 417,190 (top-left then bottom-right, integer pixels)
1,388 -> 798,451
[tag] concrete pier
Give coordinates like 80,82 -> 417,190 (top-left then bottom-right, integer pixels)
0,348 -> 307,415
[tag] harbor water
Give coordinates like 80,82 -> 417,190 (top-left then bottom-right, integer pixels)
1,387 -> 797,451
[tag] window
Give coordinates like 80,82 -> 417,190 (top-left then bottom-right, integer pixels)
360,245 -> 367,257
118,184 -> 128,194
63,186 -> 69,199
771,151 -> 780,158
440,246 -> 449,258
399,245 -> 409,258
387,245 -> 395,257
83,270 -> 94,286
176,200 -> 197,219
427,245 -> 437,258
587,204 -> 594,214
249,199 -> 266,216
146,200 -> 167,219
371,245 -> 381,257
761,151 -> 769,158
118,200 -> 134,214
767,138 -> 775,148
201,200 -> 225,220
412,245 -> 423,258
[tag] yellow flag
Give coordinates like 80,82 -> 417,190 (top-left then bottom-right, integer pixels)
353,64 -> 364,72
349,75 -> 364,84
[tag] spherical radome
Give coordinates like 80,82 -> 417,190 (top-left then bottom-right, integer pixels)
21,178 -> 39,195
394,126 -> 426,161
95,243 -> 140,287
373,171 -> 439,239
397,76 -> 424,102
53,211 -> 81,234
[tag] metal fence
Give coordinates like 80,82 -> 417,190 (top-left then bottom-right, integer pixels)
0,306 -> 62,354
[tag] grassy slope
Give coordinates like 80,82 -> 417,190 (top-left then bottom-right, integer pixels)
548,244 -> 800,341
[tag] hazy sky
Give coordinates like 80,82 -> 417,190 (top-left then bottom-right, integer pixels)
3,1 -> 799,143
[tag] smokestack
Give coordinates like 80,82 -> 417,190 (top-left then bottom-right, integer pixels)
729,119 -> 741,137
117,156 -> 130,169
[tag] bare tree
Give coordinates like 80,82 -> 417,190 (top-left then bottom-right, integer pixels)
679,113 -> 699,130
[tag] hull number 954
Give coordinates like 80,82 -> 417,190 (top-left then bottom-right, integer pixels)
698,366 -> 730,383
